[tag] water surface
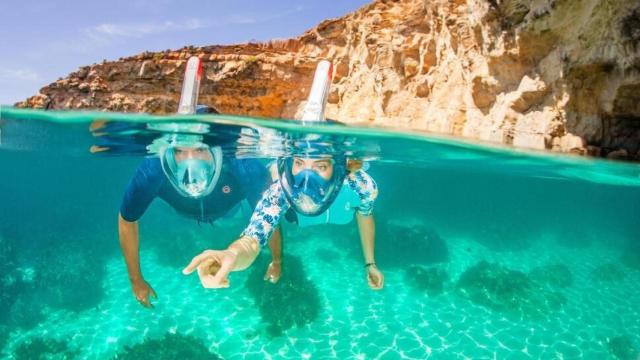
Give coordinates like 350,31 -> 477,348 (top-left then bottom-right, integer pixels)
1,107 -> 639,359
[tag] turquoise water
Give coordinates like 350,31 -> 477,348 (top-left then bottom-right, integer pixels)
0,107 -> 639,359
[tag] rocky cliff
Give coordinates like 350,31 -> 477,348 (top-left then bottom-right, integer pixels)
17,0 -> 640,160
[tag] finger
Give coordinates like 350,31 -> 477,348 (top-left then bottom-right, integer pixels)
197,258 -> 215,275
150,287 -> 158,299
139,296 -> 153,308
266,273 -> 278,284
198,258 -> 232,289
368,272 -> 381,290
368,273 -> 375,288
200,275 -> 219,288
183,251 -> 213,275
372,273 -> 384,290
263,263 -> 273,281
201,275 -> 229,289
211,254 -> 235,286
197,259 -> 217,288
207,258 -> 222,275
211,277 -> 230,289
372,279 -> 382,290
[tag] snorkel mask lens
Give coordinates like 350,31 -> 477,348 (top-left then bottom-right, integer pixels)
161,146 -> 222,198
176,158 -> 213,196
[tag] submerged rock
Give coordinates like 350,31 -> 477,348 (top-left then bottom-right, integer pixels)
529,263 -> 573,288
13,338 -> 78,360
245,255 -> 322,337
405,266 -> 449,296
0,237 -> 41,330
608,335 -> 638,360
456,261 -> 566,319
112,333 -> 220,360
378,222 -> 449,268
592,263 -> 627,282
34,242 -> 107,312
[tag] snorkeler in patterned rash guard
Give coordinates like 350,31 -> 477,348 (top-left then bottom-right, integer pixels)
182,148 -> 385,291
118,107 -> 284,308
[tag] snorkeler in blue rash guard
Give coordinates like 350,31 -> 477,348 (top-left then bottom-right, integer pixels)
118,106 -> 284,308
183,148 -> 385,291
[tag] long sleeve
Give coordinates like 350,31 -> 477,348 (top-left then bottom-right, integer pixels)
346,170 -> 378,216
240,181 -> 290,247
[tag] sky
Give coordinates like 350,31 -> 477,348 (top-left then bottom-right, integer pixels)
0,0 -> 371,105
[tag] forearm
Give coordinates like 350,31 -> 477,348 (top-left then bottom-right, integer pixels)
227,236 -> 261,271
356,213 -> 376,264
268,226 -> 283,263
118,214 -> 144,282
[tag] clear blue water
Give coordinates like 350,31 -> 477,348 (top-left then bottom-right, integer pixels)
1,107 -> 639,359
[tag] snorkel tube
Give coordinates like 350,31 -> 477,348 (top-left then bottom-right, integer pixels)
300,60 -> 333,122
177,56 -> 203,115
278,60 -> 348,216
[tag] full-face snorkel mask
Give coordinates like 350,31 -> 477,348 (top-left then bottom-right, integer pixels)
161,143 -> 223,199
278,145 -> 347,216
278,60 -> 349,216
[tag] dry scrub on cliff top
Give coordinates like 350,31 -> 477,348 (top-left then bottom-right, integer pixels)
16,0 -> 640,160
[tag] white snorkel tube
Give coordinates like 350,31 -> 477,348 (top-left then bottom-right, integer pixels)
300,60 -> 333,123
177,56 -> 203,115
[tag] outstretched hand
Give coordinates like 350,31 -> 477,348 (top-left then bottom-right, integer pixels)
182,250 -> 237,289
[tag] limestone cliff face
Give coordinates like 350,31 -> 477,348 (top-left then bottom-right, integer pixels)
17,0 -> 640,160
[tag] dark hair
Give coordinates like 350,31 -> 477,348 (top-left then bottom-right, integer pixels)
195,105 -> 220,114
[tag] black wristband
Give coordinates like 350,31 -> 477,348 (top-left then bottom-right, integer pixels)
364,262 -> 376,268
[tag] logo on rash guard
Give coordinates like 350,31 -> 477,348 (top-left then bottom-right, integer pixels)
222,185 -> 231,194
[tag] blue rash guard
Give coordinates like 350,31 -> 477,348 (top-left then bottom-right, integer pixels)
119,156 -> 269,223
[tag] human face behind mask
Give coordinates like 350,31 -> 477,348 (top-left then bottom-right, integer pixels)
291,157 -> 334,180
173,146 -> 213,162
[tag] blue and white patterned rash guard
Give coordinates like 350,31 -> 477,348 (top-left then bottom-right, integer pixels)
241,170 -> 378,247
